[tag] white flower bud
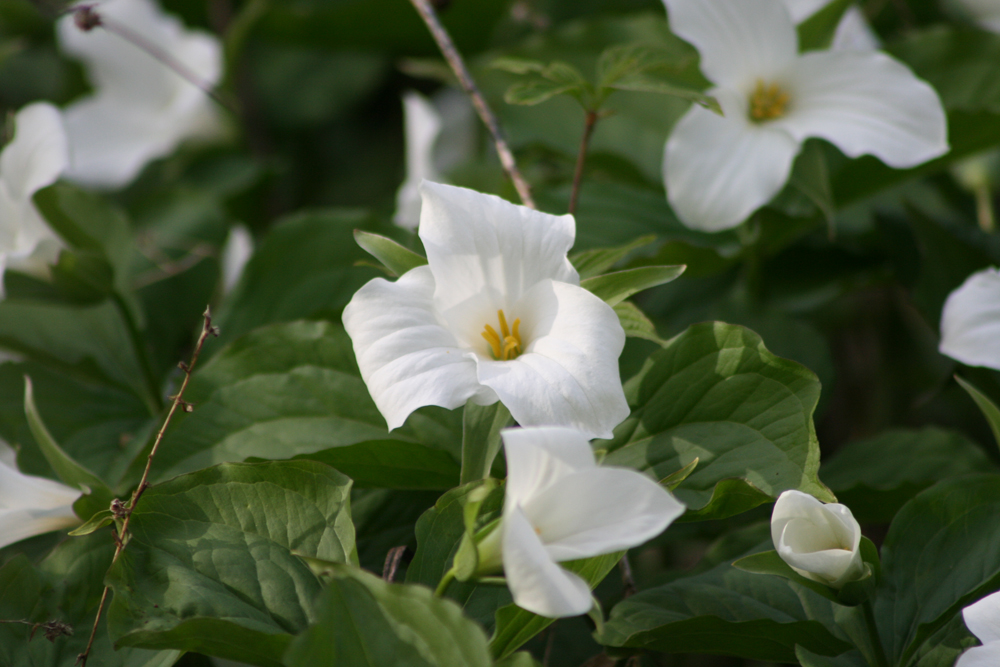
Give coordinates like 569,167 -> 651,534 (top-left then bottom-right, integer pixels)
770,490 -> 865,588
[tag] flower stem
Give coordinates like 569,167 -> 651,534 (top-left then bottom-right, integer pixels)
405,0 -> 535,209
862,599 -> 889,667
434,567 -> 457,598
568,109 -> 599,216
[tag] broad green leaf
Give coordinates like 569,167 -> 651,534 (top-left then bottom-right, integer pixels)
283,563 -> 492,667
67,510 -> 114,536
955,376 -> 1000,450
107,461 -> 355,666
595,43 -> 696,89
875,474 -> 1000,666
581,265 -> 686,306
788,140 -> 835,227
24,376 -> 114,518
289,439 -> 459,489
604,322 -> 832,520
0,555 -> 41,619
614,301 -> 664,343
598,540 -> 852,662
820,427 -> 996,523
606,74 -> 720,114
569,235 -> 656,279
797,0 -> 853,51
350,488 -> 439,572
491,57 -> 547,75
504,79 -> 582,106
796,646 -> 867,667
147,321 -> 460,483
461,401 -> 513,484
488,551 -> 622,660
495,652 -> 541,667
353,230 -> 427,277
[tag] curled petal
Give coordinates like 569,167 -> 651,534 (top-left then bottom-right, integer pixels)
778,50 -> 948,168
418,181 -> 578,346
0,103 -> 68,202
964,591 -> 1000,644
502,505 -> 593,618
343,266 -> 495,430
524,466 -> 685,561
664,90 -> 800,231
0,458 -> 80,550
940,268 -> 1000,370
477,280 -> 628,439
502,426 -> 596,512
662,0 -> 797,89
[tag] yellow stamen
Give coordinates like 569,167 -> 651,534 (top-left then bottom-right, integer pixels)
749,79 -> 791,122
481,309 -> 523,361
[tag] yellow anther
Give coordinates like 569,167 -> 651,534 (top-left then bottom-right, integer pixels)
749,79 -> 791,122
481,310 -> 523,361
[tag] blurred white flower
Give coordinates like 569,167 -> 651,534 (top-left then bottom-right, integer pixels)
957,590 -> 1000,667
771,489 -> 865,587
0,102 -> 68,295
58,0 -> 224,189
395,89 -> 476,230
492,427 -> 684,617
940,267 -> 1000,370
343,181 -> 629,439
220,224 -> 253,294
944,0 -> 1000,32
0,440 -> 81,550
662,0 -> 948,232
782,0 -> 880,50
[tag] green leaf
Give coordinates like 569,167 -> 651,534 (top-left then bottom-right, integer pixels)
107,461 -> 355,665
595,43 -> 696,89
797,0 -> 854,51
598,540 -> 852,662
569,235 -> 656,279
796,646 -> 867,667
504,79 -> 581,106
580,265 -> 686,306
875,474 -> 1000,665
289,439 -> 459,490
489,552 -> 622,659
353,230 -> 427,277
491,57 -> 547,75
147,321 -> 460,483
788,140 -> 835,228
955,376 -> 1000,451
604,322 -> 833,520
283,563 -> 492,667
461,401 -> 513,484
614,301 -> 664,344
820,427 -> 996,523
67,509 -> 114,536
24,375 -> 113,518
0,555 -> 41,619
606,74 -> 721,114
658,456 -> 698,490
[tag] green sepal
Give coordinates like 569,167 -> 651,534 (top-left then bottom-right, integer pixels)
68,509 -> 115,536
955,375 -> 1000,451
580,265 -> 686,306
659,457 -> 699,491
569,235 -> 656,279
460,401 -> 513,484
454,480 -> 501,582
353,230 -> 427,277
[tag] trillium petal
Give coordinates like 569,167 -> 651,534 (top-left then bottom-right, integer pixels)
0,103 -> 68,202
221,225 -> 253,294
0,508 -> 81,550
395,92 -> 443,230
956,644 -> 1000,667
476,280 -> 628,439
502,505 -> 593,618
343,266 -> 495,430
418,182 -> 578,348
664,90 -> 800,232
662,0 -> 797,89
502,426 -> 596,511
524,467 -> 685,561
0,457 -> 80,549
964,591 -> 1000,644
778,51 -> 948,168
940,268 -> 1000,370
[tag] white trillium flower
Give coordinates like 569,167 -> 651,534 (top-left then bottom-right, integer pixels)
771,489 -> 865,587
220,224 -> 254,294
0,102 -> 69,295
957,590 -> 1000,667
0,440 -> 81,550
939,267 -> 1000,370
782,0 -> 880,51
395,89 -> 477,230
662,0 -> 948,232
490,426 -> 685,617
58,0 -> 224,189
343,181 -> 630,439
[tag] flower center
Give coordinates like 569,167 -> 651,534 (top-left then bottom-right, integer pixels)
481,309 -> 522,361
749,79 -> 791,122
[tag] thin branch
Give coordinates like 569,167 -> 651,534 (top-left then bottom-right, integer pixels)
406,0 -> 535,209
77,309 -> 218,667
382,546 -> 407,582
0,619 -> 72,643
568,110 -> 598,216
69,5 -> 237,114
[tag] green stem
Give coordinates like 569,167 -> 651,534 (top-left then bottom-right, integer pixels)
434,568 -> 457,598
112,293 -> 163,415
862,599 -> 889,667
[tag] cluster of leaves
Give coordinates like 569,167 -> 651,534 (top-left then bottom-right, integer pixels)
1,0 -> 1000,666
